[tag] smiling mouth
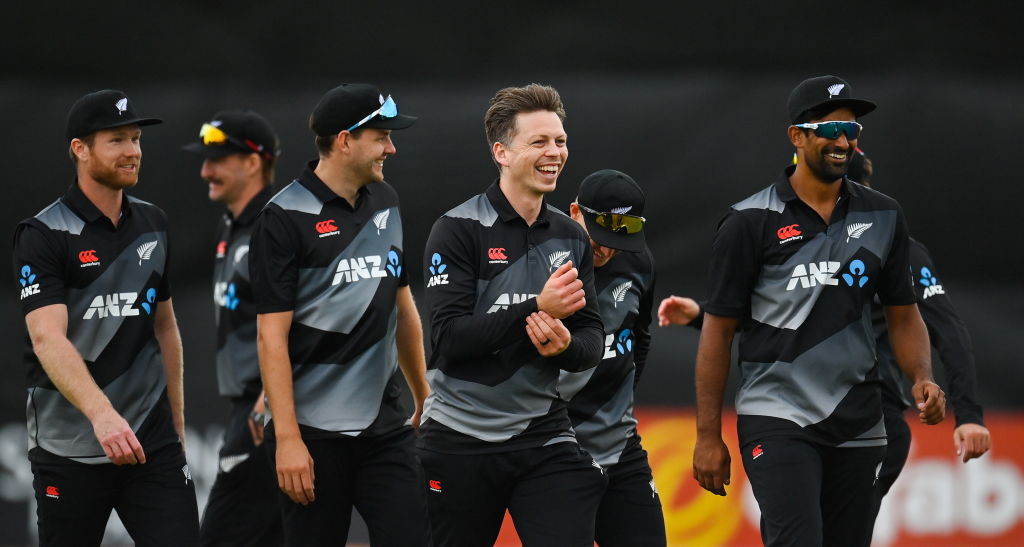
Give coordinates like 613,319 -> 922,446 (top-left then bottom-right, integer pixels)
537,165 -> 559,174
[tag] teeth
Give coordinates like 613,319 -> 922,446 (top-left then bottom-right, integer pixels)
538,165 -> 558,173
828,153 -> 846,160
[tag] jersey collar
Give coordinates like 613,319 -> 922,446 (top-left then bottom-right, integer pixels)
774,164 -> 858,203
230,184 -> 274,226
62,179 -> 133,227
296,159 -> 373,211
485,180 -> 551,226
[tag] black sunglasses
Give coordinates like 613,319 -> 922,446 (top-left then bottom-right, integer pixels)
792,121 -> 863,140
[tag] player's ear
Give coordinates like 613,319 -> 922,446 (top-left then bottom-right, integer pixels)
492,141 -> 509,168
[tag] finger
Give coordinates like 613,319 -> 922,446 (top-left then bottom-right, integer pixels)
525,322 -> 546,350
114,437 -> 137,465
284,472 -> 304,505
126,432 -> 146,464
531,314 -> 557,340
248,419 -> 260,443
300,468 -> 316,504
551,261 -> 573,280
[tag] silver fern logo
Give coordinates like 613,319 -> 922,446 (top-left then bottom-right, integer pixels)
115,98 -> 128,115
846,222 -> 873,243
548,250 -> 571,271
827,83 -> 845,98
137,241 -> 158,265
373,209 -> 390,235
610,206 -> 632,214
612,281 -> 632,308
233,244 -> 249,265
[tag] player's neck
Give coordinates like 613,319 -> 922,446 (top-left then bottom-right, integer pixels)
789,164 -> 842,223
498,176 -> 544,225
226,181 -> 265,219
314,159 -> 365,208
77,175 -> 124,226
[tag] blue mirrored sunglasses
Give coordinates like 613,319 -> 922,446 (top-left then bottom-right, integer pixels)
792,121 -> 862,140
347,95 -> 398,132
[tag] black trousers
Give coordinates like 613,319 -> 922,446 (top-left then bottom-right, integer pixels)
418,441 -> 608,547
266,427 -> 429,547
32,443 -> 199,547
595,444 -> 666,547
200,398 -> 284,546
740,436 -> 886,547
865,398 -> 912,544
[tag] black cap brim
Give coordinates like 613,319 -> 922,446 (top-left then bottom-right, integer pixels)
362,114 -> 417,130
582,213 -> 646,253
181,141 -> 250,158
89,117 -> 163,135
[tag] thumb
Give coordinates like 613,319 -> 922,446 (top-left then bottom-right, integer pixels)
954,429 -> 963,457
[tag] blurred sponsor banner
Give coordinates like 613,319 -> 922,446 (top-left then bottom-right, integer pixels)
497,409 -> 1024,547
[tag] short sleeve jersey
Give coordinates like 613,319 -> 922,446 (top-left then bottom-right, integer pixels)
558,245 -> 655,466
212,185 -> 273,399
420,183 -> 604,454
13,182 -> 177,464
249,161 -> 408,439
704,166 -> 915,447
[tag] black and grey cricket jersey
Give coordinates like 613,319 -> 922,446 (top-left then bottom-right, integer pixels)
13,182 -> 177,464
249,161 -> 408,439
873,238 -> 984,426
705,166 -> 915,448
212,185 -> 273,400
559,246 -> 655,467
420,183 -> 604,454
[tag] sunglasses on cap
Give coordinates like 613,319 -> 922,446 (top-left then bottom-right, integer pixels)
792,121 -> 863,140
577,203 -> 646,234
347,95 -> 398,132
199,123 -> 273,159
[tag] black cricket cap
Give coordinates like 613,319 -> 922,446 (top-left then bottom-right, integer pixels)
787,75 -> 876,123
575,169 -> 647,253
66,89 -> 162,141
309,83 -> 416,136
182,109 -> 279,160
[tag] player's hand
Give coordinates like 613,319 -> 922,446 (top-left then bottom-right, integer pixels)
536,261 -> 585,319
693,435 -> 731,496
92,407 -> 146,465
276,437 -> 316,505
525,311 -> 571,356
658,296 -> 700,326
912,380 -> 946,425
411,405 -> 423,433
954,423 -> 991,463
248,394 -> 267,446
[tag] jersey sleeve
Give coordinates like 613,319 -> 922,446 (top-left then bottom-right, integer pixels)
13,221 -> 66,315
632,250 -> 656,386
911,241 -> 984,426
249,205 -> 303,314
876,205 -> 915,306
423,216 -> 539,361
158,218 -> 172,302
703,209 -> 762,318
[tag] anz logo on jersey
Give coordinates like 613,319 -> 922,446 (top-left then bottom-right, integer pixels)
331,251 -> 402,286
427,253 -> 449,287
214,282 -> 240,310
82,288 -> 157,319
602,328 -> 634,359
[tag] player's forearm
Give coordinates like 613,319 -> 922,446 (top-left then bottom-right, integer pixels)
257,316 -> 301,440
396,290 -> 430,409
32,331 -> 114,421
695,314 -> 737,438
153,302 -> 185,440
885,304 -> 934,385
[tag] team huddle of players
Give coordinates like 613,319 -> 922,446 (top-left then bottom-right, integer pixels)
15,76 -> 989,547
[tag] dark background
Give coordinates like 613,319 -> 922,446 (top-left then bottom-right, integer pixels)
1,2 -> 1022,544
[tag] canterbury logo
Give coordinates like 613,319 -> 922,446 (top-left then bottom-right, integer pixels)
827,83 -> 845,98
777,224 -> 802,240
610,206 -> 632,214
373,209 -> 390,234
136,241 -> 158,265
315,220 -> 339,234
488,247 -> 507,260
612,281 -> 632,308
846,222 -> 873,243
115,97 -> 128,114
78,250 -> 99,263
548,250 -> 571,270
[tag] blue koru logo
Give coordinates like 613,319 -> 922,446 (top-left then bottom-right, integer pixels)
842,259 -> 869,288
225,283 -> 240,310
919,266 -> 938,287
386,250 -> 402,277
615,328 -> 633,354
428,253 -> 447,275
140,288 -> 157,315
19,265 -> 36,287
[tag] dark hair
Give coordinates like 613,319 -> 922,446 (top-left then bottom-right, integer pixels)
312,127 -> 367,157
68,133 -> 96,163
484,84 -> 565,153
